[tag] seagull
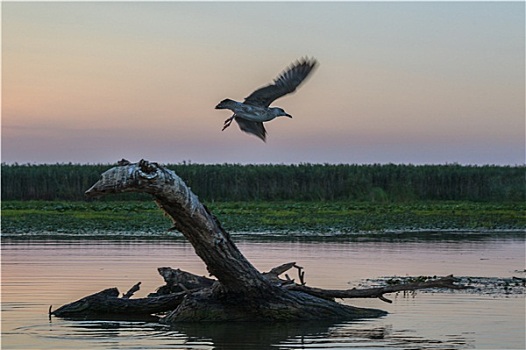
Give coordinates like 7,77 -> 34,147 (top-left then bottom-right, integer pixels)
216,57 -> 318,142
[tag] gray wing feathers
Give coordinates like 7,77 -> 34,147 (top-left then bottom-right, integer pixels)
244,57 -> 318,107
235,117 -> 267,142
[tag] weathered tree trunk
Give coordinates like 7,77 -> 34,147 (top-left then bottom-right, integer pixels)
80,160 -> 386,321
50,266 -> 467,321
85,160 -> 268,294
50,287 -> 186,319
52,159 -> 469,322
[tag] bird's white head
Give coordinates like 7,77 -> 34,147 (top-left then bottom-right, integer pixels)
271,107 -> 292,118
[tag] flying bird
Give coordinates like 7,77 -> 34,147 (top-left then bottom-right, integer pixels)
216,57 -> 318,142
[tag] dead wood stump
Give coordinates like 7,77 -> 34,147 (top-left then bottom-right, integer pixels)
52,159 -> 469,322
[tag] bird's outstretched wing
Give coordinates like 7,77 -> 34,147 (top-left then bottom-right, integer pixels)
235,117 -> 267,142
244,57 -> 318,107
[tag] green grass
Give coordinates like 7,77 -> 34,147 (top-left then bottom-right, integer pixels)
1,201 -> 167,235
1,200 -> 524,238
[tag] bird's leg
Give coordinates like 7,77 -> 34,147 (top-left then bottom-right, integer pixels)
222,116 -> 235,131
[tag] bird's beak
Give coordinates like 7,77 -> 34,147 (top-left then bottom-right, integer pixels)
285,113 -> 292,118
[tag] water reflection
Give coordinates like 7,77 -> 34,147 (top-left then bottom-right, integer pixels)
280,322 -> 473,349
38,318 -> 474,350
178,321 -> 473,349
2,237 -> 524,349
176,321 -> 338,350
36,320 -> 190,349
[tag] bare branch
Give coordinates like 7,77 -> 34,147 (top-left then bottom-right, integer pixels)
122,282 -> 141,299
286,275 -> 471,303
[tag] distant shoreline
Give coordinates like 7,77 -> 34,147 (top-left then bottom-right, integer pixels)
2,200 -> 524,240
2,229 -> 525,242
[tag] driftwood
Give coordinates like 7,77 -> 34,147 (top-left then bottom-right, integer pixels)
287,275 -> 467,303
51,159 -> 470,322
51,266 -> 468,320
51,287 -> 186,319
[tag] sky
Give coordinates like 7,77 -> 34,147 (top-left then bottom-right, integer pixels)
2,1 -> 525,165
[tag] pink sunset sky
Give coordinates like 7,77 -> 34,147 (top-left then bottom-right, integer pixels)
2,1 -> 524,165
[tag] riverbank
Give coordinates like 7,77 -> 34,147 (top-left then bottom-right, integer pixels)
2,200 -> 524,239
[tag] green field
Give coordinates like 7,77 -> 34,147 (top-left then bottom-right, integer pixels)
2,200 -> 524,239
3,163 -> 524,239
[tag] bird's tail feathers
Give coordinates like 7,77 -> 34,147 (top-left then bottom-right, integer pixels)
215,99 -> 237,110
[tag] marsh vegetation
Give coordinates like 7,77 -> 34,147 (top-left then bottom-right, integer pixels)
2,163 -> 523,202
2,200 -> 524,237
2,163 -> 524,237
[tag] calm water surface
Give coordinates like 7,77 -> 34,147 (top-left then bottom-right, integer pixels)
2,236 -> 525,349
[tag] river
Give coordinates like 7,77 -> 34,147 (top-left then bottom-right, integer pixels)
2,234 -> 524,349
